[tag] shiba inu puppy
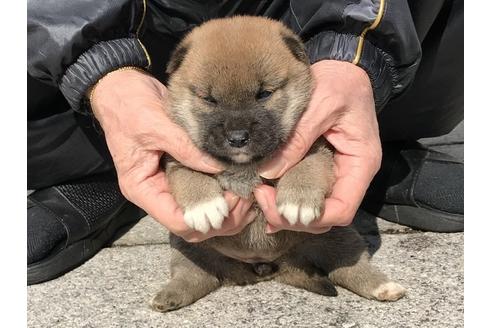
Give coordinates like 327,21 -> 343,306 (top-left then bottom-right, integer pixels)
151,16 -> 405,312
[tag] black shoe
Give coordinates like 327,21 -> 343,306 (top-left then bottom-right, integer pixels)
27,172 -> 146,285
361,141 -> 463,232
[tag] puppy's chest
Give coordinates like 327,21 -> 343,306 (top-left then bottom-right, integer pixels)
216,166 -> 263,198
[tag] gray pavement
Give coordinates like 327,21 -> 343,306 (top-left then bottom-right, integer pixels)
27,122 -> 464,328
27,216 -> 464,328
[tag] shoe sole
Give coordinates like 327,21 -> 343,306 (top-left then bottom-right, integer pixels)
27,203 -> 146,285
368,203 -> 463,233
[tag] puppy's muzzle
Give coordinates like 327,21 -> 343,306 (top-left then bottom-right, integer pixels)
226,129 -> 250,148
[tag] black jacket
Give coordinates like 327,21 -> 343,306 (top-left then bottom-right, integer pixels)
28,0 -> 430,113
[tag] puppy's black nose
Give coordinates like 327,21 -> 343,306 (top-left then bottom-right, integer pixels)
226,130 -> 250,148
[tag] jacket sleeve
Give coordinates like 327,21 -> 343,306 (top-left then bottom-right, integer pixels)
285,0 -> 421,110
27,0 -> 151,113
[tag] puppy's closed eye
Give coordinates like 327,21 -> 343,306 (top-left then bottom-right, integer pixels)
189,86 -> 218,105
256,90 -> 273,100
202,95 -> 218,104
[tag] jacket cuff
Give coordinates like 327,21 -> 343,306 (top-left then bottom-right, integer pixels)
304,31 -> 398,111
59,38 -> 150,114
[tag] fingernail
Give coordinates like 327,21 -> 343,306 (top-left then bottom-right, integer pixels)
255,189 -> 269,211
241,198 -> 254,214
201,156 -> 223,172
229,194 -> 240,209
259,159 -> 287,179
265,224 -> 280,234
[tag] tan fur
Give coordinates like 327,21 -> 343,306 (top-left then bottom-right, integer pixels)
151,17 -> 405,312
166,16 -> 313,156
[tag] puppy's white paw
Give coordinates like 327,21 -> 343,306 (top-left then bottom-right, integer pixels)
277,203 -> 321,226
183,197 -> 228,233
300,205 -> 321,226
372,281 -> 406,301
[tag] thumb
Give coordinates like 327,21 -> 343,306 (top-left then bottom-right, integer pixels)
259,129 -> 316,179
162,123 -> 223,174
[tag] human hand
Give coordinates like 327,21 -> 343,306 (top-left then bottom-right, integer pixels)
254,60 -> 382,234
90,68 -> 254,242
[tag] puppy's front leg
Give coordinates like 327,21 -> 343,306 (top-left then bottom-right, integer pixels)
275,139 -> 335,225
166,159 -> 227,233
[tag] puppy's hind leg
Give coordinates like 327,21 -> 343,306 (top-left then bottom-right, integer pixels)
310,228 -> 406,302
151,248 -> 221,312
273,254 -> 337,296
328,251 -> 406,301
275,268 -> 338,297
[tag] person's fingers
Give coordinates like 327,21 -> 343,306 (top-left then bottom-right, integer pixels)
121,171 -> 195,237
254,184 -> 333,234
254,184 -> 284,227
157,118 -> 223,174
253,184 -> 328,233
254,185 -> 321,232
257,152 -> 378,232
319,129 -> 381,227
223,191 -> 241,213
223,193 -> 253,225
185,192 -> 246,238
271,222 -> 332,234
265,223 -> 281,234
316,174 -> 370,227
259,127 -> 318,179
219,210 -> 257,236
182,196 -> 255,242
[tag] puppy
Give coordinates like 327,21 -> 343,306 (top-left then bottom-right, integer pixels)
151,16 -> 405,312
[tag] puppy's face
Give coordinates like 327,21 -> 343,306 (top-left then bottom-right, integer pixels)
166,17 -> 313,165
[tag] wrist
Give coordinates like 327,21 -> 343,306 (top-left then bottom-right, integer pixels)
89,67 -> 152,125
88,67 -> 148,104
311,60 -> 372,95
310,60 -> 374,116
59,38 -> 150,113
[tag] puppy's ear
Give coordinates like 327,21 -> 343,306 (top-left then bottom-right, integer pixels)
166,42 -> 190,75
281,32 -> 309,64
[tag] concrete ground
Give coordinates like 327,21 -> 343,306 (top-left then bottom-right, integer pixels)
27,122 -> 464,328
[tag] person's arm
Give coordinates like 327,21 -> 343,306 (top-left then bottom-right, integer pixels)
288,0 -> 421,110
27,0 -> 150,113
27,1 -> 253,242
257,0 -> 421,232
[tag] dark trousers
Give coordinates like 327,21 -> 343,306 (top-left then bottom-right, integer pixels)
28,78 -> 114,189
27,0 -> 463,190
